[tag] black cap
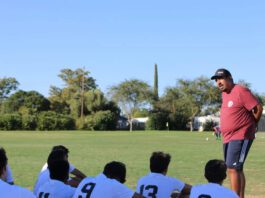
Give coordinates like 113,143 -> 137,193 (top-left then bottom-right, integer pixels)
211,68 -> 232,80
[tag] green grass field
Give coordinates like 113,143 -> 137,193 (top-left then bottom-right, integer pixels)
0,131 -> 264,196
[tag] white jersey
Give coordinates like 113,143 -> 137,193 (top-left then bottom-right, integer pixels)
41,162 -> 75,173
73,173 -> 135,198
190,183 -> 239,198
33,169 -> 50,195
6,164 -> 14,183
136,172 -> 185,198
0,179 -> 35,198
34,162 -> 75,195
37,179 -> 75,198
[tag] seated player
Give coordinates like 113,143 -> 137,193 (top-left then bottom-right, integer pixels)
34,149 -> 69,194
136,151 -> 191,198
37,160 -> 76,198
41,145 -> 86,183
0,146 -> 35,198
73,161 -> 144,198
190,159 -> 239,198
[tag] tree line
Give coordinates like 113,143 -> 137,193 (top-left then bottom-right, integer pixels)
0,67 -> 264,131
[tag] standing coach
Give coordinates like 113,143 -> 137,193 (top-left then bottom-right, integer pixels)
211,68 -> 263,198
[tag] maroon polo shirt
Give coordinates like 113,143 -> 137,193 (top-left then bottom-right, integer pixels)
220,84 -> 259,143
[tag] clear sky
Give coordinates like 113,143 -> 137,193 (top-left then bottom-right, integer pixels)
1,1 -> 264,97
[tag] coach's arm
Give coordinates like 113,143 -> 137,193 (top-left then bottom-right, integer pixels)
252,103 -> 263,124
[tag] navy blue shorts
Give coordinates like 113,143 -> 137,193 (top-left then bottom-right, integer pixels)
223,139 -> 253,171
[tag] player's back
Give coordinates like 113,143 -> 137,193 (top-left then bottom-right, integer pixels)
73,173 -> 134,198
37,179 -> 75,198
33,169 -> 50,195
136,173 -> 185,198
190,183 -> 239,198
0,179 -> 35,198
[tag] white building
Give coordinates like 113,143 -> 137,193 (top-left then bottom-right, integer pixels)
132,117 -> 149,130
193,115 -> 220,132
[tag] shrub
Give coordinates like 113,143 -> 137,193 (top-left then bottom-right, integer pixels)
22,115 -> 37,130
204,120 -> 218,131
168,112 -> 189,130
81,110 -> 117,131
0,114 -> 22,130
94,110 -> 118,130
58,116 -> 75,130
75,118 -> 87,130
146,112 -> 168,130
37,111 -> 75,130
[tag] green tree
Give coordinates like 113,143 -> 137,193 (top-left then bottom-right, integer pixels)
0,77 -> 19,101
175,77 -> 220,131
49,86 -> 70,114
50,69 -> 121,130
58,68 -> 97,91
108,79 -> 153,131
157,87 -> 190,130
0,77 -> 19,113
85,89 -> 107,113
76,89 -> 120,130
132,108 -> 149,118
145,111 -> 168,130
83,110 -> 118,130
0,113 -> 22,130
2,90 -> 50,114
157,77 -> 220,131
49,68 -> 97,118
85,89 -> 120,116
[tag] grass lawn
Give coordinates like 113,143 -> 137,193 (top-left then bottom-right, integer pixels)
0,130 -> 264,197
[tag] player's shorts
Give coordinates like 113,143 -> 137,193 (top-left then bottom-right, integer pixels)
223,139 -> 253,170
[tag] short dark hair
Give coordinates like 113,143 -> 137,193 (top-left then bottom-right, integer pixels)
49,160 -> 69,182
103,161 -> 126,183
52,145 -> 69,155
204,159 -> 227,183
0,147 -> 8,176
47,149 -> 67,167
150,151 -> 171,173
